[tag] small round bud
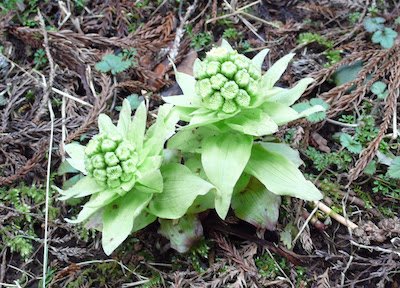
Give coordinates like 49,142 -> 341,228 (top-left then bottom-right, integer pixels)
206,47 -> 229,62
193,59 -> 208,80
115,142 -> 133,161
203,92 -> 224,110
221,61 -> 237,78
210,74 -> 228,90
85,139 -> 101,156
195,79 -> 214,98
231,54 -> 250,70
107,165 -> 122,180
101,139 -> 118,152
121,159 -> 137,174
248,64 -> 261,80
221,81 -> 239,100
109,133 -> 123,143
235,89 -> 251,107
104,152 -> 119,166
84,156 -> 94,173
222,99 -> 238,114
107,178 -> 121,189
234,70 -> 250,88
91,154 -> 106,169
206,61 -> 221,76
93,168 -> 107,181
246,79 -> 259,97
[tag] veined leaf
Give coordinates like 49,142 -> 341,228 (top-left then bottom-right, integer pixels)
102,191 -> 152,255
56,176 -> 103,200
232,177 -> 281,230
260,53 -> 295,89
225,108 -> 278,136
245,144 -> 322,201
340,133 -> 362,154
65,143 -> 86,173
260,142 -> 304,167
148,163 -> 214,219
158,214 -> 203,253
387,156 -> 400,179
202,133 -> 253,219
167,127 -> 220,153
95,54 -> 132,75
251,48 -> 269,71
117,99 -> 132,139
98,114 -> 117,134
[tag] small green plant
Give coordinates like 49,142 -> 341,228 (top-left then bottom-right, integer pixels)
292,98 -> 328,122
187,30 -> 212,51
222,28 -> 238,39
363,17 -> 398,48
34,48 -> 48,68
297,33 -> 341,66
57,100 -> 213,254
164,40 -> 323,236
349,12 -> 362,23
340,133 -> 362,154
115,94 -> 142,111
370,81 -> 388,99
95,50 -> 136,75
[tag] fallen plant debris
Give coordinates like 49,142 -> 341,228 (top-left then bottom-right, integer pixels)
0,0 -> 400,287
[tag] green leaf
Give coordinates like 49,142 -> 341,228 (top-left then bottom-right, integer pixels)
292,98 -> 328,123
98,114 -> 117,134
225,108 -> 278,136
280,222 -> 297,249
131,210 -> 157,232
158,214 -> 203,253
95,54 -> 132,75
387,157 -> 400,179
102,191 -> 152,255
148,163 -> 214,219
372,28 -> 398,49
245,144 -> 322,201
251,48 -> 269,71
142,104 -> 179,158
260,101 -> 325,126
65,143 -> 86,173
66,189 -> 119,223
364,160 -> 376,175
117,99 -> 131,139
136,169 -> 163,193
340,133 -> 362,154
125,94 -> 142,110
162,149 -> 181,165
167,127 -> 219,153
202,133 -> 253,219
261,53 -> 295,89
371,81 -> 387,95
129,101 -> 147,149
363,17 -> 385,32
56,176 -> 103,200
260,142 -> 304,167
232,177 -> 281,230
58,159 -> 79,175
262,78 -> 314,106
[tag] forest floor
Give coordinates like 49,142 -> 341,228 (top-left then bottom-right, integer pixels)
1,0 -> 400,287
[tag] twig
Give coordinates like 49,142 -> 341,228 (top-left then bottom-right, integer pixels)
325,118 -> 359,128
292,205 -> 318,246
33,9 -> 56,123
0,248 -> 6,285
42,100 -> 54,288
313,201 -> 358,230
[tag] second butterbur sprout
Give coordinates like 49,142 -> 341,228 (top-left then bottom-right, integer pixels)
194,47 -> 261,114
84,132 -> 138,188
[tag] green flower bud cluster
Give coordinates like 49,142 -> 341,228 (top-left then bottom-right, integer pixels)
194,47 -> 261,114
84,132 -> 138,188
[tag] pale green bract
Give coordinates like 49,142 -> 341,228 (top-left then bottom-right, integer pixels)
55,100 -> 214,255
166,40 -> 323,220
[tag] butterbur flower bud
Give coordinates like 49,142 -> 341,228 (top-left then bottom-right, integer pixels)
84,132 -> 139,188
191,46 -> 262,114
